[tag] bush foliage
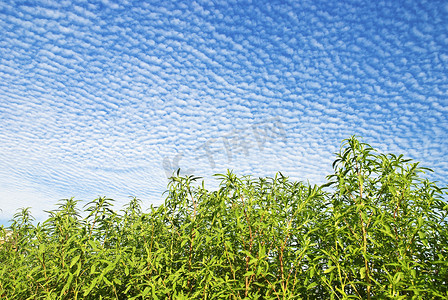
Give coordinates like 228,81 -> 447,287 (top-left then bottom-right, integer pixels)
1,137 -> 447,299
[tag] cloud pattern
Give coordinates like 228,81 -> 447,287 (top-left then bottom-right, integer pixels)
0,0 -> 447,223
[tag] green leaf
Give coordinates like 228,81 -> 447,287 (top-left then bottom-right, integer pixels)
103,275 -> 112,286
360,267 -> 366,279
258,245 -> 266,259
393,272 -> 403,285
309,267 -> 315,278
140,286 -> 150,297
418,216 -> 423,227
70,255 -> 80,268
307,282 -> 318,290
84,277 -> 99,296
60,273 -> 74,297
75,261 -> 82,276
256,265 -> 263,276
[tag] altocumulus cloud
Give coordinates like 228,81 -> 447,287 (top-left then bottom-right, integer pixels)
0,0 -> 447,223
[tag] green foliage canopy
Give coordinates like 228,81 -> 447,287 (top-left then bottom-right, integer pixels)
1,137 -> 447,299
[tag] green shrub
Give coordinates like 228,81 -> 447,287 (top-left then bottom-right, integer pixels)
1,136 -> 447,299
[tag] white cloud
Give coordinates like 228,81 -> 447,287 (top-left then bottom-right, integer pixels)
0,0 -> 447,225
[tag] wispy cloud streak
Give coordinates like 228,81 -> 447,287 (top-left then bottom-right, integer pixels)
0,0 -> 447,223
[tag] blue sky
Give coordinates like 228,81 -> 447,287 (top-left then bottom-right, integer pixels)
1,0 -> 447,225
